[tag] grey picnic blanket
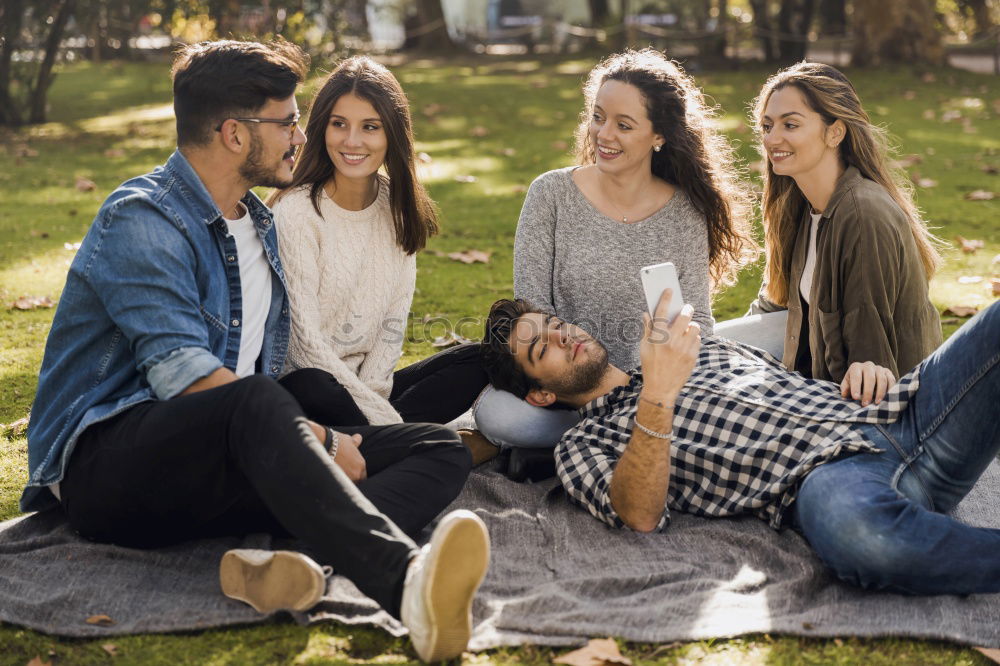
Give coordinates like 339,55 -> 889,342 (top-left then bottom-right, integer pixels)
1,460 -> 998,648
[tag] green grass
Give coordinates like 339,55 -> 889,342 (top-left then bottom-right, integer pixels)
0,56 -> 997,664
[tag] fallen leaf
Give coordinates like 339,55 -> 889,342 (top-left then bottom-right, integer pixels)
980,164 -> 998,174
12,296 -> 54,310
101,643 -> 119,656
447,249 -> 492,264
554,638 -> 632,666
921,109 -> 935,120
64,241 -> 81,251
914,177 -> 937,188
941,109 -> 962,123
453,174 -> 477,183
25,657 -> 52,666
469,126 -> 489,137
902,90 -> 916,100
3,416 -> 30,439
834,638 -> 844,647
551,140 -> 569,151
890,154 -> 922,169
500,147 -> 517,156
75,177 -> 96,192
992,278 -> 1000,296
416,152 -> 432,163
943,305 -> 979,317
976,647 -> 1000,664
802,621 -> 815,630
964,190 -> 996,201
85,614 -> 115,626
921,72 -> 936,83
431,331 -> 473,348
956,236 -> 985,253
103,148 -> 125,158
958,275 -> 983,284
422,103 -> 443,117
530,79 -> 548,88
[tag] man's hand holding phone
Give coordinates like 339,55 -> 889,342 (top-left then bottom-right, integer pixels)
640,288 -> 701,405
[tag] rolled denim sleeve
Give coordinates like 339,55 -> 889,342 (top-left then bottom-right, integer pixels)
145,346 -> 222,400
84,196 -> 220,399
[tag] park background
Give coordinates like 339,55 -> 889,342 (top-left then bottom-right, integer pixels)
1,0 -> 999,663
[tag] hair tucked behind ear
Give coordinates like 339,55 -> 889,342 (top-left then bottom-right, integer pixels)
574,48 -> 759,292
753,61 -> 942,306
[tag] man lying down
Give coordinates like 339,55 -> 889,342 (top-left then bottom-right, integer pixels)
479,291 -> 1000,596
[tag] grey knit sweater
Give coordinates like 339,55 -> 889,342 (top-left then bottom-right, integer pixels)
513,167 -> 714,371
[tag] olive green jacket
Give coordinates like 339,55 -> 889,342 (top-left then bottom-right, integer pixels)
751,166 -> 942,382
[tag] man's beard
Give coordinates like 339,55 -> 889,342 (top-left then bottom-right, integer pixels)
239,130 -> 295,189
546,340 -> 610,397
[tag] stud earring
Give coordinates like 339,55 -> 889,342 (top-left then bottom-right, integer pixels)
653,144 -> 661,152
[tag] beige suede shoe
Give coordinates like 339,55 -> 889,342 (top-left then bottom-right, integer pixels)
219,549 -> 327,614
401,510 -> 490,662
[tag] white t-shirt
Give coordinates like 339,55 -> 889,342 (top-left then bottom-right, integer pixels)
799,212 -> 822,306
227,204 -> 272,377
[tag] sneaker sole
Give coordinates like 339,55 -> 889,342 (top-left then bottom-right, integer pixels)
219,550 -> 326,613
418,511 -> 490,662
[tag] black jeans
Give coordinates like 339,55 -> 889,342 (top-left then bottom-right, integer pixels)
281,343 -> 488,426
60,371 -> 472,616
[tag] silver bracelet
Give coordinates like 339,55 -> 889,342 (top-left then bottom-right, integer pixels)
634,419 -> 671,440
325,426 -> 340,460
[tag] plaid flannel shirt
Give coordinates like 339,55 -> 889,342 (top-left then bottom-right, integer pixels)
554,336 -> 921,532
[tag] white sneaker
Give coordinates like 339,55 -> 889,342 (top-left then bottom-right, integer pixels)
401,510 -> 490,662
219,549 -> 327,613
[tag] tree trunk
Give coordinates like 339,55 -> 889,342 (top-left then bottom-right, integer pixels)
29,0 -> 74,123
405,0 -> 455,52
851,0 -> 944,66
964,0 -> 994,37
345,0 -> 369,40
749,0 -> 776,62
817,0 -> 846,35
0,0 -> 25,125
777,0 -> 816,63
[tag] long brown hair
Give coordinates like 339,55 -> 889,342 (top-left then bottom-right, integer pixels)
574,48 -> 758,291
269,56 -> 437,254
753,61 -> 941,305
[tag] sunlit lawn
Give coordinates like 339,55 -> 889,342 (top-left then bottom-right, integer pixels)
0,56 -> 997,665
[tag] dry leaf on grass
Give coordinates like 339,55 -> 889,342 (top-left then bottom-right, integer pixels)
64,241 -> 81,251
103,148 -> 125,158
890,154 -> 922,169
957,275 -> 983,284
976,647 -> 1000,664
25,657 -> 52,666
964,190 -> 996,201
431,331 -> 472,348
902,90 -> 916,100
11,296 -> 54,311
101,643 -> 119,656
453,174 -> 477,183
914,177 -> 937,188
469,126 -> 490,137
981,164 -> 998,174
992,277 -> 1000,296
75,177 -> 96,192
448,250 -> 492,264
422,103 -> 443,117
921,109 -> 935,120
417,152 -> 432,163
943,305 -> 979,317
500,147 -> 517,156
551,140 -> 569,151
554,638 -> 632,666
85,614 -> 115,626
956,236 -> 985,253
3,416 -> 29,439
16,145 -> 40,158
530,79 -> 548,88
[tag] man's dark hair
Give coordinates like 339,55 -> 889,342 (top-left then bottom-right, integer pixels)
481,298 -> 543,399
171,39 -> 309,147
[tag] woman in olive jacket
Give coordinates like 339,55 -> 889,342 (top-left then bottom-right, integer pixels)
748,62 -> 942,398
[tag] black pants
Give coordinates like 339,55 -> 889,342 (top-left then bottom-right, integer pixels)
281,343 -> 488,426
60,371 -> 472,616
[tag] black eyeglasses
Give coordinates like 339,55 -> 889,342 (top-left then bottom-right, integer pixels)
215,111 -> 301,135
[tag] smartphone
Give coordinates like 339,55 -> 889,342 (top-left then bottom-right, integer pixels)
640,262 -> 684,323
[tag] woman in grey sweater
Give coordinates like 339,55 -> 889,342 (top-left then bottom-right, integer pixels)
475,49 -> 757,450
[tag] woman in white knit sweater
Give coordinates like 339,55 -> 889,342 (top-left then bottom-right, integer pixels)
270,56 -> 487,427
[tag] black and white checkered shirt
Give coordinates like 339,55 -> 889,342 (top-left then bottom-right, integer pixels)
555,336 -> 921,531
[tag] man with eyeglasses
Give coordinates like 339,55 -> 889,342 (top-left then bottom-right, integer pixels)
23,39 -> 489,662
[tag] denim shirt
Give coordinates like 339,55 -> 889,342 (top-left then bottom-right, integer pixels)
22,150 -> 290,512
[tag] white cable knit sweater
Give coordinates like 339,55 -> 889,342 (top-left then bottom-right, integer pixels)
274,178 -> 415,424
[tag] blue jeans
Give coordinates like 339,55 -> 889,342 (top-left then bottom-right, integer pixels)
793,301 -> 1000,595
473,385 -> 581,449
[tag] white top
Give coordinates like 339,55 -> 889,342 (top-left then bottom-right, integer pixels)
799,211 -> 822,306
228,205 -> 272,377
273,178 -> 414,424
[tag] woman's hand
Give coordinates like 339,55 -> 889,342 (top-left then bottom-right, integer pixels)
841,361 -> 896,406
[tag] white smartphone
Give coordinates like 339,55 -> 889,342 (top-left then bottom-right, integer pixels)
640,262 -> 684,323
